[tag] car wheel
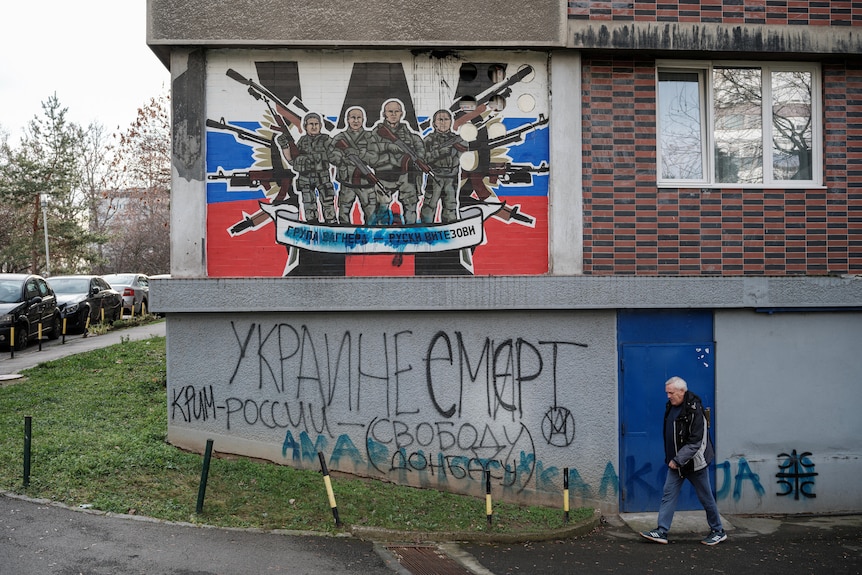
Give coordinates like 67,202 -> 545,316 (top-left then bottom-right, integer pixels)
47,313 -> 61,340
13,322 -> 28,351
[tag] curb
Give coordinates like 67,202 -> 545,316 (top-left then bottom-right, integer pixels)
351,508 -> 603,544
3,490 -> 600,544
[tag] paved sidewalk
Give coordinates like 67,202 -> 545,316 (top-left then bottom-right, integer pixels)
0,320 -> 166,377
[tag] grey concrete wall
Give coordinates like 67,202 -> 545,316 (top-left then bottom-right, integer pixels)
715,310 -> 862,514
166,310 -> 618,509
150,275 -> 862,312
147,0 -> 565,50
170,49 -> 208,277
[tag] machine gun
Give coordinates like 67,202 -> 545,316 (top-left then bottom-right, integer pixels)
208,167 -> 296,235
419,65 -> 535,131
225,69 -> 301,158
206,116 -> 297,235
333,139 -> 387,194
206,118 -> 272,147
486,161 -> 550,185
377,125 -> 437,180
481,114 -> 549,151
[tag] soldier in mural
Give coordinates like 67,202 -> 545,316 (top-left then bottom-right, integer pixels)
284,113 -> 337,224
421,109 -> 467,224
330,106 -> 387,225
372,99 -> 431,225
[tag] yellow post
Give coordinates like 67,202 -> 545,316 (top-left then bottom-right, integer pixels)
485,469 -> 493,526
563,467 -> 570,523
317,451 -> 342,527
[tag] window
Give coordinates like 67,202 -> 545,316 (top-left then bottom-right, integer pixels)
657,62 -> 820,187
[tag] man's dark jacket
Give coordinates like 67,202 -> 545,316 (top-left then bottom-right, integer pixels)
664,390 -> 714,476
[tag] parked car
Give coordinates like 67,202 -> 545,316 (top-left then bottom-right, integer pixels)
47,275 -> 123,334
0,273 -> 61,350
102,273 -> 150,316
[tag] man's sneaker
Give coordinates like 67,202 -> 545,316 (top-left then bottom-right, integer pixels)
702,529 -> 727,546
640,528 -> 668,544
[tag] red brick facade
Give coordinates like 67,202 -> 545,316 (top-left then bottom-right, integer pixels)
581,58 -> 862,276
568,0 -> 860,27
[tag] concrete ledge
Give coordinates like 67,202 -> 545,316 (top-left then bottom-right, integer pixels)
150,275 -> 862,313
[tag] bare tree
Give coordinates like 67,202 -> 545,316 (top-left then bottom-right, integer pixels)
98,93 -> 171,274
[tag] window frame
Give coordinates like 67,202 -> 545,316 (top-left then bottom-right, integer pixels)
656,60 -> 822,189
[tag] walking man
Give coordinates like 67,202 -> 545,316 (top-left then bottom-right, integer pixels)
640,376 -> 728,546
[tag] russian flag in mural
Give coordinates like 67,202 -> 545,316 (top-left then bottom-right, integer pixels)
205,51 -> 549,277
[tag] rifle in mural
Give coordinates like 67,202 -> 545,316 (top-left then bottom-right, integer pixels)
419,64 -> 535,131
333,139 -> 387,195
377,125 -> 437,181
487,161 -> 550,185
208,166 -> 296,235
206,118 -> 273,147
461,161 -> 549,226
225,68 -> 303,159
206,118 -> 296,235
287,95 -> 336,132
481,114 -> 549,150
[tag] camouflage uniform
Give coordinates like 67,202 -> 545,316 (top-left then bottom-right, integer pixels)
331,129 -> 383,225
422,130 -> 466,223
373,122 -> 426,225
293,133 -> 337,224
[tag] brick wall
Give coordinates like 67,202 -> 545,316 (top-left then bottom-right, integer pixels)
568,0 -> 861,27
581,57 -> 862,276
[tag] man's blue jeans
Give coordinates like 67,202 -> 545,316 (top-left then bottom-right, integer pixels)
657,466 -> 723,533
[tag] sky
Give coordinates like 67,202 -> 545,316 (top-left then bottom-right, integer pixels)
1,1 -> 170,140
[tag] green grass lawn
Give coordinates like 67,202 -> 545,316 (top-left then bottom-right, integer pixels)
0,336 -> 592,535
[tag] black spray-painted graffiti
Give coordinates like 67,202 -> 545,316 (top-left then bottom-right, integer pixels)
776,449 -> 818,500
223,322 -> 586,429
171,321 -> 589,493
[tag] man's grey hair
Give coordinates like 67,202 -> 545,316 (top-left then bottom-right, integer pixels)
665,376 -> 688,391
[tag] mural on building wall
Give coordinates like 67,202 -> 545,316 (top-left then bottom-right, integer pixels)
205,51 -> 550,277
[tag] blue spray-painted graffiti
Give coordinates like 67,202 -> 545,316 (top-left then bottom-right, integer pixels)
715,458 -> 766,501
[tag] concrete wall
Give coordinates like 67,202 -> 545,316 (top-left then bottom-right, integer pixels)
149,0 -> 862,515
715,310 -> 862,514
166,309 -> 618,509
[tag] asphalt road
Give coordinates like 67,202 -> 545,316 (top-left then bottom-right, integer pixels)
0,493 -> 396,575
462,514 -> 862,575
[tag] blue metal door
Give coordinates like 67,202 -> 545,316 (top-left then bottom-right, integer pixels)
619,343 -> 715,512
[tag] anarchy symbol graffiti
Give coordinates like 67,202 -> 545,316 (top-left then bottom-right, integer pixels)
541,406 -> 575,447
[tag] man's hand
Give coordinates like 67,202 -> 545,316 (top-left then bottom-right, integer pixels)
668,460 -> 678,470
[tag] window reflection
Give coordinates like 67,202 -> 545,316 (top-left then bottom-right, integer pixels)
658,70 -> 704,180
772,71 -> 813,180
714,67 -> 763,184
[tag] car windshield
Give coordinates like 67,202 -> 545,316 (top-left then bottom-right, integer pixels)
0,279 -> 22,303
103,274 -> 134,285
49,278 -> 91,294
